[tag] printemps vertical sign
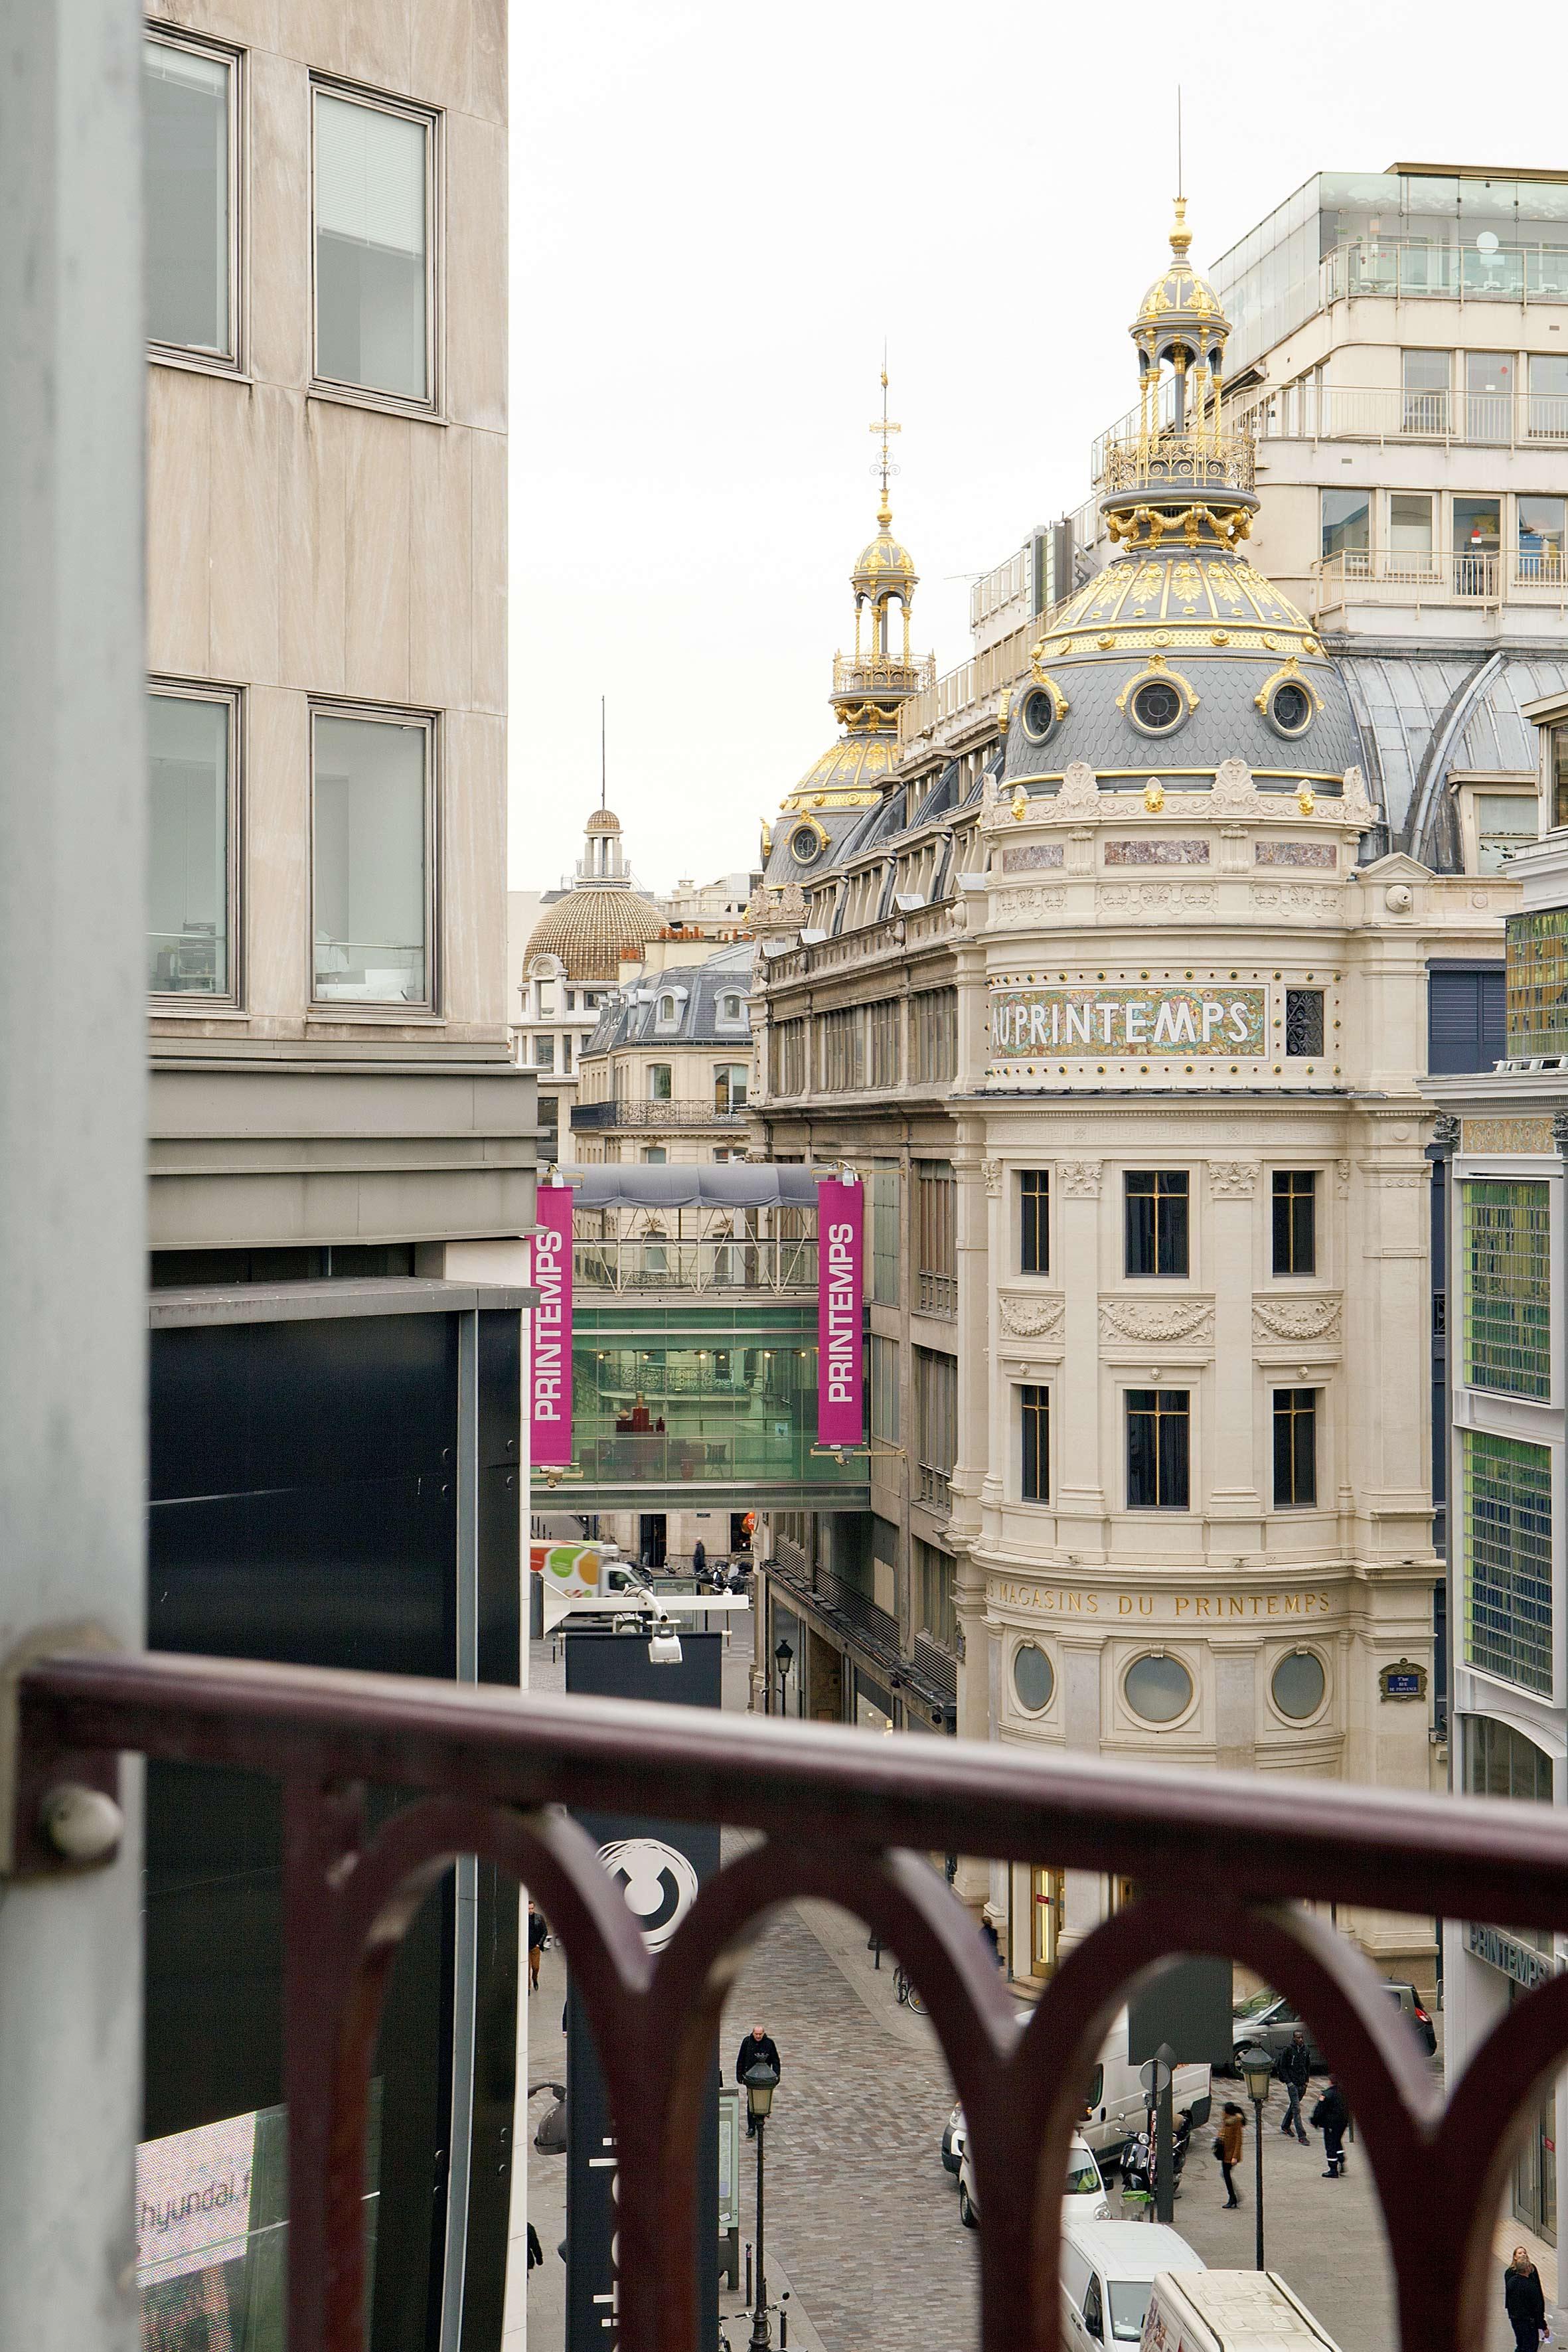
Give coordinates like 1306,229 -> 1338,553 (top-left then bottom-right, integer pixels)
817,1175 -> 864,1447
532,1180 -> 574,1468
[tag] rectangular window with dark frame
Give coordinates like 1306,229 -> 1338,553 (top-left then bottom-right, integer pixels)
915,1163 -> 957,1316
1273,1387 -> 1318,1508
1019,1170 -> 1049,1275
1127,1389 -> 1190,1510
1125,1171 -> 1189,1277
1271,1171 -> 1316,1276
1021,1385 -> 1050,1502
1285,988 -> 1324,1058
914,1348 -> 957,1512
311,708 -> 431,1008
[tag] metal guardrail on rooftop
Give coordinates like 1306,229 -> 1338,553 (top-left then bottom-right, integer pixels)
17,1644 -> 1568,2350
1312,548 -> 1568,617
1235,384 -> 1568,449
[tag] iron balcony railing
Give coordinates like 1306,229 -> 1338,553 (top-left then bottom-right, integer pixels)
571,1099 -> 749,1131
1312,547 -> 1568,617
830,651 -> 937,694
17,1644 -> 1568,2350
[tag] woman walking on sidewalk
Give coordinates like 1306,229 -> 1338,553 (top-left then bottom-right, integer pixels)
1217,2102 -> 1246,2209
1504,2245 -> 1547,2351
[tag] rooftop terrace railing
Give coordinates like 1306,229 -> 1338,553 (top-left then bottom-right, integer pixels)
17,1645 -> 1568,2352
1312,546 -> 1568,619
1235,382 -> 1568,449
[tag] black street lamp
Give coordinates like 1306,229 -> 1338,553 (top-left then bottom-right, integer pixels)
773,1638 -> 793,1719
1237,2043 -> 1275,2272
743,2060 -> 779,2348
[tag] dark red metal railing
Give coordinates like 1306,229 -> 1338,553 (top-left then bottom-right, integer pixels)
13,1646 -> 1568,2352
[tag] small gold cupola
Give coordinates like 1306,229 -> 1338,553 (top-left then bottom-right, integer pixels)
1101,197 -> 1257,552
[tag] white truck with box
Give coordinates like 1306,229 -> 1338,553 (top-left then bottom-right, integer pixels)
1140,2268 -> 1345,2351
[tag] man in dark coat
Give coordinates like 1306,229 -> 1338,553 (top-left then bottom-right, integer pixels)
736,2023 -> 780,2135
1505,2245 -> 1547,2351
1275,2029 -> 1310,2144
692,1539 -> 707,1578
1311,2076 -> 1348,2177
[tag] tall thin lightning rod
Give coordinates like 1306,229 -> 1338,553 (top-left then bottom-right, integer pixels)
1176,86 -> 1183,200
599,695 -> 606,813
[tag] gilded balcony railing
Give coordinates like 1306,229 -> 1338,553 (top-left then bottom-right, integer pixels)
17,1645 -> 1568,2352
1098,428 -> 1257,497
830,651 -> 937,694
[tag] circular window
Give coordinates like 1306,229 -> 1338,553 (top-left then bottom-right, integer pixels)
1129,677 -> 1186,736
789,824 -> 823,865
1271,1649 -> 1326,1720
1267,680 -> 1314,739
1013,1642 -> 1054,1713
1124,1652 -> 1194,1724
1021,687 -> 1059,745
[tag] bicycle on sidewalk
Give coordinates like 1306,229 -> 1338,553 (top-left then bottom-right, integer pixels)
894,1962 -> 927,2017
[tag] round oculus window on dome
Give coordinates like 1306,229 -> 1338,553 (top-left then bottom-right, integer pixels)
1124,1652 -> 1194,1724
1021,687 -> 1060,745
1013,1642 -> 1054,1713
1271,1649 -> 1326,1721
789,823 -> 824,865
1129,676 -> 1187,737
1265,679 -> 1315,740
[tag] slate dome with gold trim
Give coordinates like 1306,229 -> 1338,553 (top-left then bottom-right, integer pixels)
851,527 -> 918,595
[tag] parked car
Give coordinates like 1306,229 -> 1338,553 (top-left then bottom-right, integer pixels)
1230,1981 -> 1437,2071
1381,1978 -> 1437,2055
1141,2266 -> 1344,2349
958,2132 -> 1107,2231
941,2100 -> 965,2175
1059,2218 -> 1204,2347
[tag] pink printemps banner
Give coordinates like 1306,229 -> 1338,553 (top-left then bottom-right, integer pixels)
532,1182 -> 574,1469
817,1176 -> 864,1448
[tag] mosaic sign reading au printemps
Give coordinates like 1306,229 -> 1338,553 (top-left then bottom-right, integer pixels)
990,984 -> 1267,1058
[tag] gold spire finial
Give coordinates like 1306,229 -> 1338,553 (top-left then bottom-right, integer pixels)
870,356 -> 901,529
1170,194 -> 1192,263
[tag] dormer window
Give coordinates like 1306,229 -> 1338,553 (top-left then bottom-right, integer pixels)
720,992 -> 745,1024
657,993 -> 678,1026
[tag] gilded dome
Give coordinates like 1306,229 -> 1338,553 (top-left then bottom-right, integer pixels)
1040,546 -> 1318,655
585,807 -> 622,834
1133,199 -> 1229,343
524,885 -> 661,984
783,732 -> 900,811
852,528 -> 918,594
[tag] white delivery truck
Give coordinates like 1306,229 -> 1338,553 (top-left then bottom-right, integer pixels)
1061,2219 -> 1205,2347
1140,2268 -> 1345,2351
1080,2009 -> 1212,2169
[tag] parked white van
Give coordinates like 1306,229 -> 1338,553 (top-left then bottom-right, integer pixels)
1061,2220 -> 1206,2347
1140,2268 -> 1344,2350
957,2131 -> 1107,2231
1081,2011 -> 1212,2169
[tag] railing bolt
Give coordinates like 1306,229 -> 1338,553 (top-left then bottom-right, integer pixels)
40,1782 -> 123,1863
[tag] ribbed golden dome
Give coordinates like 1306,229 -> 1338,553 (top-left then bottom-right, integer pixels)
585,807 -> 621,834
783,733 -> 900,811
852,528 -> 917,594
525,886 -> 661,983
1038,547 -> 1320,657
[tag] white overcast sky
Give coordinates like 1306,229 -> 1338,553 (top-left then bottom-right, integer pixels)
507,0 -> 1565,896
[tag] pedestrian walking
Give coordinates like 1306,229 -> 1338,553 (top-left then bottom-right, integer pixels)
1276,2028 -> 1311,2144
692,1537 -> 707,1578
736,2023 -> 780,2134
1504,2245 -> 1548,2351
1311,2075 -> 1349,2177
527,1899 -> 547,1994
1217,2102 -> 1245,2209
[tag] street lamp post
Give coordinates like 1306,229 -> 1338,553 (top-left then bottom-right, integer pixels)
1237,2044 -> 1275,2273
744,2060 -> 779,2348
773,1638 -> 793,1719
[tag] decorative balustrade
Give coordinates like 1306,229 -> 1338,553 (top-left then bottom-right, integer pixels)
571,1099 -> 749,1131
1098,429 -> 1256,497
15,1644 -> 1568,2351
830,651 -> 937,694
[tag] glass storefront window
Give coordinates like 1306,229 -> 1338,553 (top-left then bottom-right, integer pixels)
1462,1429 -> 1553,1696
1464,1715 -> 1553,1802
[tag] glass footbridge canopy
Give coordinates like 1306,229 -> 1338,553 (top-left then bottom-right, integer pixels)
560,1167 -> 868,1512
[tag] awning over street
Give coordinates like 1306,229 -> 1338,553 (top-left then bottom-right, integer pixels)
564,1166 -> 823,1210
